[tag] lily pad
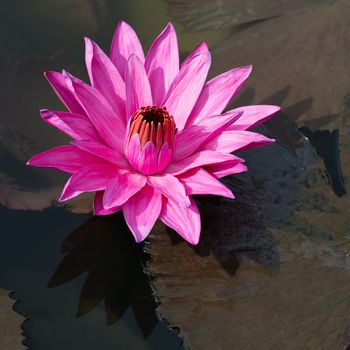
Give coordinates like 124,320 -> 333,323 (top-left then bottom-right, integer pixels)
146,114 -> 350,349
167,1 -> 350,131
0,289 -> 25,350
206,3 -> 350,132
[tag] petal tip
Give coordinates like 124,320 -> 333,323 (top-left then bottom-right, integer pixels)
57,194 -> 67,203
84,36 -> 96,49
188,236 -> 200,245
43,70 -> 55,78
134,236 -> 144,243
165,22 -> 176,32
39,109 -> 51,119
199,41 -> 208,50
117,20 -> 132,32
26,155 -> 37,166
127,53 -> 143,64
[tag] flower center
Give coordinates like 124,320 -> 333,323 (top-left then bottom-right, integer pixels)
128,106 -> 176,151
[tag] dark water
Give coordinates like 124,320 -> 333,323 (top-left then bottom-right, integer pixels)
1,0 -> 349,349
0,0 -> 192,348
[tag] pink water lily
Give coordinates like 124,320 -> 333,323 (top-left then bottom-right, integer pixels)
27,21 -> 280,245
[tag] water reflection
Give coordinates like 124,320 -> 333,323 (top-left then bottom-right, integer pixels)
48,215 -> 157,336
0,204 -> 184,350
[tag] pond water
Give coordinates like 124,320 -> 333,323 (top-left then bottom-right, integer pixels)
1,0 -> 349,349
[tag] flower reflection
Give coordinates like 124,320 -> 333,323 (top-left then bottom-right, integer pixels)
48,214 -> 157,337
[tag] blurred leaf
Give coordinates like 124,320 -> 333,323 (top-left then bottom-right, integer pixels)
0,0 -> 101,57
166,0 -> 313,31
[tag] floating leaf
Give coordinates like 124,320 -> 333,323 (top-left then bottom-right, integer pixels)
209,3 -> 350,131
0,289 -> 25,350
146,115 -> 350,349
167,1 -> 350,131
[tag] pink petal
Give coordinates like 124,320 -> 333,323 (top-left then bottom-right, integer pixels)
27,145 -> 103,174
64,72 -> 125,152
125,135 -> 159,175
202,130 -> 275,153
103,172 -> 147,209
205,161 -> 248,179
157,143 -> 173,172
229,105 -> 281,130
166,150 -> 244,176
162,52 -> 211,131
179,168 -> 234,198
44,71 -> 86,115
173,111 -> 242,162
148,173 -> 190,207
125,55 -> 153,121
40,109 -> 79,140
110,21 -> 145,79
59,177 -> 83,202
159,197 -> 201,245
145,23 -> 179,105
125,134 -> 143,171
59,163 -> 120,201
40,109 -> 101,141
138,142 -> 159,175
93,191 -> 121,216
186,66 -> 252,127
72,140 -> 130,168
85,37 -> 126,121
181,41 -> 208,67
123,185 -> 162,242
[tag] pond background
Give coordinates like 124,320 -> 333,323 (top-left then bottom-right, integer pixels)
1,0 -> 349,349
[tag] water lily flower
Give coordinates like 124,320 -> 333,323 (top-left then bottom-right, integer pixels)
27,21 -> 280,245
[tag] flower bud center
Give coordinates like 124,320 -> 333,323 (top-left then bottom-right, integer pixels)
128,106 -> 176,150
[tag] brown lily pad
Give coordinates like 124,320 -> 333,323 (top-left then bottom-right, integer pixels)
145,113 -> 350,349
167,0 -> 350,131
0,289 -> 25,350
209,3 -> 350,131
